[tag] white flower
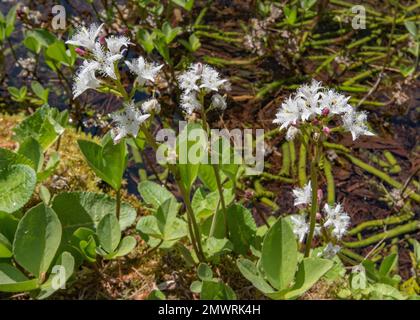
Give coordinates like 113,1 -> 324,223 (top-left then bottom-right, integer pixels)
286,126 -> 299,141
296,80 -> 323,100
342,109 -> 375,141
323,203 -> 350,239
111,101 -> 150,143
66,23 -> 104,51
200,64 -> 227,92
105,35 -> 131,55
292,181 -> 312,207
92,43 -> 123,79
273,97 -> 301,130
125,57 -> 163,86
211,93 -> 227,110
73,60 -> 101,98
296,80 -> 323,118
290,214 -> 309,243
141,98 -> 161,114
178,69 -> 200,93
320,90 -> 352,115
319,243 -> 341,259
180,92 -> 201,114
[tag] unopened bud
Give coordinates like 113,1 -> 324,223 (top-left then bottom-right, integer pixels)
75,47 -> 86,56
195,63 -> 203,75
316,212 -> 322,221
99,35 -> 106,45
317,189 -> 323,204
312,118 -> 319,125
322,108 -> 330,116
322,127 -> 331,135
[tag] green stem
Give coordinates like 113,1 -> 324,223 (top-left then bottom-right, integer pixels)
200,94 -> 229,237
116,188 -> 121,220
298,135 -> 308,187
139,127 -> 205,262
304,141 -> 321,257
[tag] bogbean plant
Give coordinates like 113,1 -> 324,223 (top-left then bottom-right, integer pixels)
0,16 -> 415,300
60,23 -> 369,300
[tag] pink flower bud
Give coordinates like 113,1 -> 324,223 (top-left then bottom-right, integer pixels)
317,189 -> 323,204
316,212 -> 322,221
99,36 -> 106,45
322,108 -> 330,116
312,118 -> 319,125
75,47 -> 86,56
196,63 -> 203,75
322,127 -> 331,135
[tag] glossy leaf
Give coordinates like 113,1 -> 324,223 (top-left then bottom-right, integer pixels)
13,203 -> 62,278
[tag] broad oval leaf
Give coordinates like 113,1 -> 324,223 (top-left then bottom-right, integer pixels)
138,180 -> 177,209
236,258 -> 275,294
226,204 -> 257,254
280,257 -> 333,300
113,236 -> 137,258
0,164 -> 37,214
51,192 -> 136,248
261,218 -> 297,291
13,203 -> 62,278
78,137 -> 127,190
97,214 -> 121,253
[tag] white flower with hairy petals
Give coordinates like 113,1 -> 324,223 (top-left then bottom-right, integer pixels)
141,98 -> 161,114
92,43 -> 123,79
320,243 -> 341,259
200,65 -> 227,92
180,92 -> 201,114
73,60 -> 101,98
323,203 -> 350,239
296,79 -> 323,118
342,109 -> 375,141
320,90 -> 352,115
111,101 -> 150,143
66,23 -> 104,51
178,69 -> 200,93
273,97 -> 301,130
126,57 -> 163,85
290,214 -> 309,243
105,35 -> 131,55
286,126 -> 299,141
296,79 -> 323,100
292,181 -> 312,207
211,93 -> 227,110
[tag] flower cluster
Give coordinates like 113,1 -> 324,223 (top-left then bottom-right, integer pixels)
177,63 -> 230,114
273,80 -> 375,141
67,23 -> 164,144
66,23 -> 162,99
290,181 -> 351,258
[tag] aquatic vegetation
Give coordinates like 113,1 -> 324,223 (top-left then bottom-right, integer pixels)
0,0 -> 419,302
